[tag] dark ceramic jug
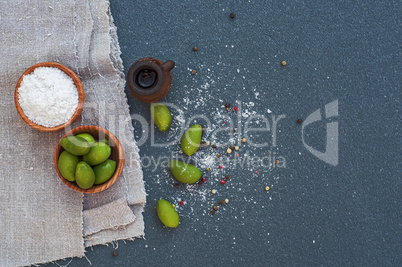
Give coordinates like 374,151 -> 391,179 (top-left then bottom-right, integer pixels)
126,57 -> 175,103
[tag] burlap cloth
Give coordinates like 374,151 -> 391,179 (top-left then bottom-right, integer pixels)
0,0 -> 146,266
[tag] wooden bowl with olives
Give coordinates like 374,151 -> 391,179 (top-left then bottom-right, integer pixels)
54,125 -> 124,193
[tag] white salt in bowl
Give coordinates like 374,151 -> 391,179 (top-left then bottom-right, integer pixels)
14,62 -> 85,132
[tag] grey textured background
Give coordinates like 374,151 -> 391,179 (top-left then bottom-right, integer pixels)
51,0 -> 400,266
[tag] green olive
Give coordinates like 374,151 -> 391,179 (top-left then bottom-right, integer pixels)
75,161 -> 95,189
181,124 -> 202,156
151,103 -> 172,132
60,136 -> 91,156
82,142 -> 111,165
156,199 -> 179,228
76,133 -> 96,146
58,150 -> 78,182
93,159 -> 117,185
98,138 -> 109,145
169,160 -> 202,184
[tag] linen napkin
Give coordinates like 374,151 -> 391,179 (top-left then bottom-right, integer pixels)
0,0 -> 146,266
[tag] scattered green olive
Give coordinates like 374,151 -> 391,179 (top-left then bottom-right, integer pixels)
151,103 -> 172,132
82,142 -> 111,165
60,136 -> 91,156
169,159 -> 202,184
58,150 -> 78,182
93,159 -> 116,185
75,161 -> 95,189
156,199 -> 179,228
181,124 -> 202,156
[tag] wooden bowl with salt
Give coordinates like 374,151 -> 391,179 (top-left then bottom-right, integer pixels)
54,125 -> 125,194
14,62 -> 85,132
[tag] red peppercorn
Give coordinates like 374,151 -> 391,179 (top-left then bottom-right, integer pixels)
179,200 -> 184,205
219,165 -> 223,169
220,179 -> 225,185
234,107 -> 238,111
174,183 -> 179,188
202,177 -> 207,182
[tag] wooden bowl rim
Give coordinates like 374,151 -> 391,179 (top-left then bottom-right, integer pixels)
14,62 -> 85,132
54,125 -> 125,194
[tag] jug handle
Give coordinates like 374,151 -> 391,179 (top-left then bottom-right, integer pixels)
160,60 -> 175,72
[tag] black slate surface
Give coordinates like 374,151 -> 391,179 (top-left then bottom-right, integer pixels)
52,0 -> 400,266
